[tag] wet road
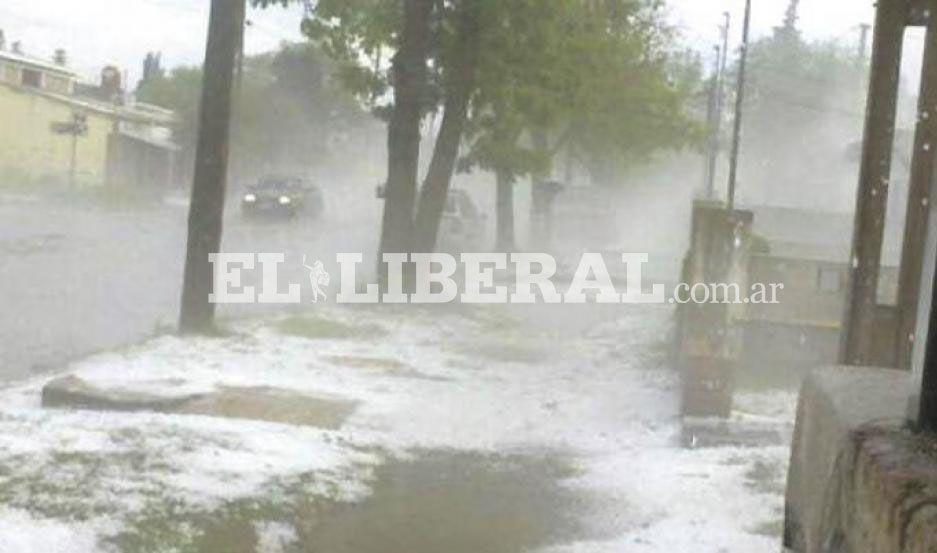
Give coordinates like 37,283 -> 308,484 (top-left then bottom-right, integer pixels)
0,193 -> 378,381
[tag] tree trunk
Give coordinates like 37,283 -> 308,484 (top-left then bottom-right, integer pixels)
495,170 -> 516,251
179,0 -> 245,335
529,128 -> 550,248
412,0 -> 481,253
377,0 -> 433,282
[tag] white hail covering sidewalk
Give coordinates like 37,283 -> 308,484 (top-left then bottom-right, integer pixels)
0,304 -> 796,552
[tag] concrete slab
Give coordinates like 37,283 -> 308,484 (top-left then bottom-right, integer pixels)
783,366 -> 937,553
42,375 -> 199,412
41,375 -> 358,430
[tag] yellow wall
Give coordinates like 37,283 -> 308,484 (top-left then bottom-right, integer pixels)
44,74 -> 73,95
0,83 -> 113,186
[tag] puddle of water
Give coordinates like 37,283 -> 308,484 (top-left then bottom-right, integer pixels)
294,449 -> 618,553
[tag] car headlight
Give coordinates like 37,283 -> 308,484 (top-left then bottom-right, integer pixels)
243,194 -> 257,203
278,196 -> 292,205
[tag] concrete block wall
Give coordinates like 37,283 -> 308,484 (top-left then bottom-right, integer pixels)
784,366 -> 937,553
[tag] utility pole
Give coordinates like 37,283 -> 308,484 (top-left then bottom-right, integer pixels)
703,45 -> 721,198
727,0 -> 752,211
179,0 -> 246,334
705,13 -> 731,200
69,128 -> 78,189
717,12 -> 731,127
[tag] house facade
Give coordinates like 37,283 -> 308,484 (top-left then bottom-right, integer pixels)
0,40 -> 177,191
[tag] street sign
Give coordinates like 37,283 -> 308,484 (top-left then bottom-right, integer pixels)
50,113 -> 89,190
50,114 -> 88,136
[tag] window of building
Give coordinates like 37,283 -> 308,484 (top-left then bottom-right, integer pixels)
21,68 -> 42,89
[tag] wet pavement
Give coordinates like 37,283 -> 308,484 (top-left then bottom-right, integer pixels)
296,450 -> 621,553
0,193 -> 378,381
93,448 -> 622,553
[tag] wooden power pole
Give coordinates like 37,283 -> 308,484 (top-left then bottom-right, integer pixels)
179,0 -> 246,334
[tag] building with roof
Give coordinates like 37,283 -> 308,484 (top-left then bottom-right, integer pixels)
739,204 -> 902,378
0,34 -> 178,191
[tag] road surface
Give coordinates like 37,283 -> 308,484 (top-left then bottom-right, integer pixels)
0,192 -> 378,381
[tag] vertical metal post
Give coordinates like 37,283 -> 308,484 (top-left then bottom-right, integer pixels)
69,130 -> 78,190
840,0 -> 906,366
726,0 -> 752,211
703,45 -> 721,198
715,12 -> 731,145
897,19 -> 937,370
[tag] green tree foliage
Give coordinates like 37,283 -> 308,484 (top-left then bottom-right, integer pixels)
254,0 -> 704,252
460,0 -> 703,188
736,17 -> 868,208
254,0 -> 407,114
260,0 -> 702,181
137,42 -> 373,182
746,26 -> 865,139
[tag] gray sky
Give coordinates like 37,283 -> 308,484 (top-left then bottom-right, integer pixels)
672,0 -> 874,52
0,1 -> 884,86
0,0 -> 306,84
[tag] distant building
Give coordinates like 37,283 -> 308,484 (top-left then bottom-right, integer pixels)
0,35 -> 178,191
741,205 -> 901,372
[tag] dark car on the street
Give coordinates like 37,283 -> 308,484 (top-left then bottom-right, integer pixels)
241,175 -> 324,220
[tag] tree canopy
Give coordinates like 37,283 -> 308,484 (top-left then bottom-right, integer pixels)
138,42 -> 374,182
734,15 -> 869,208
250,0 -> 704,255
255,0 -> 702,185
